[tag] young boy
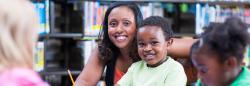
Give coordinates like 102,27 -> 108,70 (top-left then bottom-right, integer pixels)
116,16 -> 187,86
190,17 -> 250,86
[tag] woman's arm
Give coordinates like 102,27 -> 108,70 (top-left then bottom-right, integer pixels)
75,46 -> 105,86
168,38 -> 197,58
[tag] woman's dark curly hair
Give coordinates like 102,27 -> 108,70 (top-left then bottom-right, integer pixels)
98,2 -> 143,62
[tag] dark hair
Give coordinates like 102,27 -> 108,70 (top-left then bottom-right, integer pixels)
139,16 -> 173,40
191,17 -> 249,63
190,40 -> 200,58
98,2 -> 143,62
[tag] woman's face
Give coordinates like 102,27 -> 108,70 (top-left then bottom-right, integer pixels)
108,6 -> 136,49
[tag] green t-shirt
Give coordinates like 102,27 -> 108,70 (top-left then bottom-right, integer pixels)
117,57 -> 187,86
196,66 -> 250,86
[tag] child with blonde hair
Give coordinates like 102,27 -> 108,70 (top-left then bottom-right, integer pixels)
0,0 -> 48,85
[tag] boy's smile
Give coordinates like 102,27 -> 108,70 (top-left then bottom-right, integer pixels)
137,26 -> 171,66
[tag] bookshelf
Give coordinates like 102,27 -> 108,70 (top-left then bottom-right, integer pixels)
33,0 -> 84,86
32,0 -> 250,86
39,33 -> 83,39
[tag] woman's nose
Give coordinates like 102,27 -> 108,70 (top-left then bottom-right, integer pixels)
116,24 -> 124,34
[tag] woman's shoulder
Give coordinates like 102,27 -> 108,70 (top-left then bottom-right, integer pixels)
0,68 -> 49,86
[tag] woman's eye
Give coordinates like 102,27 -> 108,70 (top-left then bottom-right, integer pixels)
109,21 -> 117,27
123,21 -> 130,26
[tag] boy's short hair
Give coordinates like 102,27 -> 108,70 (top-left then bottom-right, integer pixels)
139,16 -> 173,40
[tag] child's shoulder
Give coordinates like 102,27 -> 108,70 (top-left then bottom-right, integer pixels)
130,60 -> 145,68
0,68 -> 49,86
167,57 -> 184,67
165,57 -> 185,71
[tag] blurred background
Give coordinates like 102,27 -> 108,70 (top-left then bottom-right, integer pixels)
31,0 -> 250,86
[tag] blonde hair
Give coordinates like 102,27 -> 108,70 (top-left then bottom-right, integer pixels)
0,0 -> 39,70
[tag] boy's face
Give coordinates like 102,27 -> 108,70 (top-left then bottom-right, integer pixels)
191,46 -> 229,86
137,26 -> 171,65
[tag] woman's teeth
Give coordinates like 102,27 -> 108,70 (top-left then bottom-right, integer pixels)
115,36 -> 127,41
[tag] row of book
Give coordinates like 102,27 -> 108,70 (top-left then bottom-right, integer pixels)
33,0 -> 50,35
33,0 -> 49,71
197,0 -> 248,1
33,1 -> 250,71
195,4 -> 250,34
83,2 -> 108,37
196,4 -> 250,66
32,1 -> 250,37
83,1 -> 250,66
34,42 -> 45,71
83,2 -> 165,36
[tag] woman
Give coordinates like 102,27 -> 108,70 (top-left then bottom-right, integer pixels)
76,2 -> 196,86
76,2 -> 143,86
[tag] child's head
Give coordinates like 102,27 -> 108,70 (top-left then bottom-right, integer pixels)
137,16 -> 173,66
98,2 -> 143,61
190,17 -> 249,86
0,0 -> 38,70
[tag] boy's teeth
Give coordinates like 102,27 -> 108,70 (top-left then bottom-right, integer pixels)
145,55 -> 154,60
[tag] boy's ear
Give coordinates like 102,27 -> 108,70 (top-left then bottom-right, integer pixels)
167,38 -> 173,46
166,38 -> 173,50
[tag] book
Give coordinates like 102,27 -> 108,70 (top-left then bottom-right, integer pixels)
34,42 -> 45,72
83,2 -> 166,36
84,2 -> 107,36
33,0 -> 50,35
33,0 -> 49,72
195,3 -> 249,34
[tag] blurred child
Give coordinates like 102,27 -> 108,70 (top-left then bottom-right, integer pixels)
0,0 -> 48,86
190,17 -> 250,86
116,16 -> 187,86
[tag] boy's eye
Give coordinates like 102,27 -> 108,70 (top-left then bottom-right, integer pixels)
138,42 -> 145,47
109,21 -> 117,27
151,41 -> 159,45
